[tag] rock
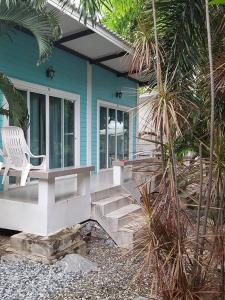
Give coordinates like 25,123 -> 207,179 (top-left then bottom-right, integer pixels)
1,254 -> 22,263
91,224 -> 110,240
10,225 -> 86,263
104,238 -> 115,247
55,254 -> 98,274
80,220 -> 96,237
135,297 -> 148,300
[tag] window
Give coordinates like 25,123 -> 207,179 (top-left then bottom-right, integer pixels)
99,105 -> 130,169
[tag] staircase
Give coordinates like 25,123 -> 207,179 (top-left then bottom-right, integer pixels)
91,186 -> 144,249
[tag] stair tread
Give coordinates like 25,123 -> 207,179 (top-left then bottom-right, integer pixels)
92,194 -> 131,206
119,216 -> 145,232
106,204 -> 141,219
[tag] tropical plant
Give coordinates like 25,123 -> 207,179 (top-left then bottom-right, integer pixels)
0,0 -> 62,128
102,0 -> 143,42
210,0 -> 225,3
62,0 -> 112,24
80,0 -> 225,297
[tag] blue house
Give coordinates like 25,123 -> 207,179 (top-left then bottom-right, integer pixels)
0,2 -> 143,174
0,1 -> 146,246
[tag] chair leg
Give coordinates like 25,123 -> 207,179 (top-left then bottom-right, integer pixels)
20,164 -> 31,186
2,165 -> 9,184
0,162 -> 4,183
16,176 -> 20,186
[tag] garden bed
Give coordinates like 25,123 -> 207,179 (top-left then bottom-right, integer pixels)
0,228 -> 151,300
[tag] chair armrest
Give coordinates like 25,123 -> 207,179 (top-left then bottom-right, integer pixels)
0,148 -> 7,158
29,153 -> 47,169
29,154 -> 46,159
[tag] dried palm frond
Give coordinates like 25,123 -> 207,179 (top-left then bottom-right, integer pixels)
135,183 -> 221,300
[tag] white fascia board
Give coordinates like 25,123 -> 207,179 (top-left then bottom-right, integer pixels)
86,63 -> 92,165
48,0 -> 132,54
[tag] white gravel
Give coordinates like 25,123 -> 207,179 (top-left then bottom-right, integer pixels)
0,238 -> 151,300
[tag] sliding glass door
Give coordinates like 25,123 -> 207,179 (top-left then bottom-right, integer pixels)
49,97 -> 75,169
9,88 -> 76,173
99,106 -> 130,169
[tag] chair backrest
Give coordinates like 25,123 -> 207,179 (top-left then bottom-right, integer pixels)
1,126 -> 29,169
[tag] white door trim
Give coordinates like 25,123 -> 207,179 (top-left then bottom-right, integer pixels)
10,78 -> 79,101
86,63 -> 92,165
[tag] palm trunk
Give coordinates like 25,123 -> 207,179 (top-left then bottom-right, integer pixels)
151,0 -> 166,172
197,0 -> 216,285
201,0 -> 215,247
193,143 -> 203,285
152,0 -> 161,90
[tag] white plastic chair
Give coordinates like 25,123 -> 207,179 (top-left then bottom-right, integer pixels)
0,147 -> 7,174
0,126 -> 47,186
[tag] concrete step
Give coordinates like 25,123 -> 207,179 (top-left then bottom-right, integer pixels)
119,215 -> 145,232
105,204 -> 142,232
117,216 -> 146,248
92,194 -> 132,215
91,185 -> 123,202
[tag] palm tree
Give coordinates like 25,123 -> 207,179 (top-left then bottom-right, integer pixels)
73,0 -> 112,24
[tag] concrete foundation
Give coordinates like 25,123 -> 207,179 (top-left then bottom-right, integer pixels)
9,224 -> 86,263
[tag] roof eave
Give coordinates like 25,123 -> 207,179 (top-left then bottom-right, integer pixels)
48,0 -> 132,54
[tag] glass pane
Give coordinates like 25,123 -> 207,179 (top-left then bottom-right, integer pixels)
117,110 -> 124,160
9,90 -> 27,184
64,100 -> 74,167
108,108 -> 116,168
30,92 -> 46,166
124,112 -> 129,160
99,107 -> 107,169
9,89 -> 27,126
50,96 -> 62,168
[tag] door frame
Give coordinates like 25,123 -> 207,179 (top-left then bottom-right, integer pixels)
4,78 -> 80,168
97,99 -> 133,173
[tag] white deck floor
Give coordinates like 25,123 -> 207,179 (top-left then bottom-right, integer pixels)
0,168 -> 117,203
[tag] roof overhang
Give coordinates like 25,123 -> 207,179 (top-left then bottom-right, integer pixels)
48,0 -> 148,85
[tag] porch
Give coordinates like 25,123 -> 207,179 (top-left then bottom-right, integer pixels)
0,165 -> 135,236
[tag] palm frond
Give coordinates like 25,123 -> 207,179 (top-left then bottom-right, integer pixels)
59,0 -> 112,25
0,0 -> 62,63
0,73 -> 29,131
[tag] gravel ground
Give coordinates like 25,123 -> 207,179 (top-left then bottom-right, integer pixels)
0,236 -> 151,300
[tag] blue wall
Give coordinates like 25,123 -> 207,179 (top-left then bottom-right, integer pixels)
0,31 -> 87,166
92,66 -> 137,169
0,30 -> 137,175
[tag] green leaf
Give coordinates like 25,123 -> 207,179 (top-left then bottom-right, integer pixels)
0,73 -> 29,131
209,0 -> 225,4
59,0 -> 112,25
0,0 -> 62,63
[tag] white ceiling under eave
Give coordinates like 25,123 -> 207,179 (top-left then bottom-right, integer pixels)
47,0 -> 147,85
